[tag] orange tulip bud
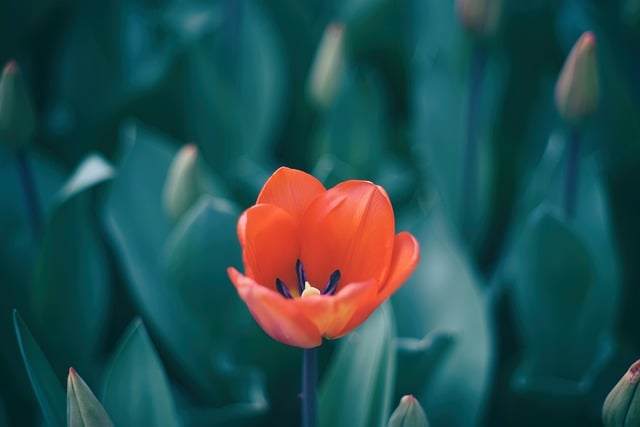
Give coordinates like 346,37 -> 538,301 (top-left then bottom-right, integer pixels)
228,167 -> 420,348
0,61 -> 36,149
456,0 -> 502,37
555,32 -> 599,126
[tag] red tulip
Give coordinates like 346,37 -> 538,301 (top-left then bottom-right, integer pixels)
227,167 -> 420,348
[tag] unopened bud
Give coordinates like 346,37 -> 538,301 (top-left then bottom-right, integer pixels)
456,0 -> 502,37
388,395 -> 430,427
307,22 -> 346,109
0,61 -> 36,149
555,32 -> 599,126
602,359 -> 640,427
163,144 -> 201,220
67,368 -> 114,427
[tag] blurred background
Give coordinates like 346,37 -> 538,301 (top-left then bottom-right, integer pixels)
1,0 -> 640,426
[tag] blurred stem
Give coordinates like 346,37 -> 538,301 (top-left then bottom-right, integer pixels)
564,129 -> 580,218
461,42 -> 486,238
302,347 -> 318,427
15,148 -> 42,242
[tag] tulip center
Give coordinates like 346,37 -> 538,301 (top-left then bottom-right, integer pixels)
275,259 -> 340,299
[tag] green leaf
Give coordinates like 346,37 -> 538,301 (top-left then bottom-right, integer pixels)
102,319 -> 180,427
31,154 -> 114,374
410,1 -> 500,247
179,0 -> 285,175
392,209 -> 493,427
511,206 -> 611,391
312,71 -> 387,183
67,368 -> 113,427
394,330 -> 456,401
319,303 -> 396,427
12,310 -> 65,427
103,122 -> 214,395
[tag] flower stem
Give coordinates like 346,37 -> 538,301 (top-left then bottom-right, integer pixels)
15,148 -> 42,242
302,347 -> 318,427
563,129 -> 580,219
461,42 -> 486,238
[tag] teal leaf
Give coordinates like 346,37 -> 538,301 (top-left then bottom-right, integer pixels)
394,330 -> 456,401
102,319 -> 180,427
31,154 -> 114,374
393,208 -> 493,427
511,206 -> 613,393
319,303 -> 396,427
102,122 -> 214,395
67,368 -> 114,427
179,0 -> 285,175
12,310 -> 65,427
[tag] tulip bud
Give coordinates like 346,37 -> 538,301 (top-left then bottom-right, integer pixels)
0,61 -> 36,149
555,32 -> 599,126
456,0 -> 502,38
67,368 -> 114,427
307,22 -> 346,109
603,359 -> 640,427
163,144 -> 201,220
388,395 -> 430,427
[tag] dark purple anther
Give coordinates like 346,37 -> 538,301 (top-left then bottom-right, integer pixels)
321,270 -> 341,296
296,259 -> 307,295
276,278 -> 293,299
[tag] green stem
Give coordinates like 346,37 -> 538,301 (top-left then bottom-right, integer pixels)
461,42 -> 486,238
564,129 -> 580,219
302,347 -> 318,427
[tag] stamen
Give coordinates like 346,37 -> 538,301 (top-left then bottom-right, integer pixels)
296,259 -> 306,295
321,270 -> 341,295
276,278 -> 293,299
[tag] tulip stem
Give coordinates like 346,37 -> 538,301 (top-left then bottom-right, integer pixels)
15,148 -> 42,242
563,129 -> 580,219
461,42 -> 486,239
302,347 -> 318,427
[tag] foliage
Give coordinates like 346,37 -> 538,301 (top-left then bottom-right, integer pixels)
1,0 -> 639,426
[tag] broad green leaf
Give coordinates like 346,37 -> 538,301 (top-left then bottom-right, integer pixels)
394,330 -> 455,402
12,310 -> 65,427
102,122 -> 214,394
102,319 -> 179,427
103,122 -> 269,422
393,208 -> 493,427
0,147 -> 65,406
180,0 -> 285,175
511,206 -> 613,393
31,154 -> 114,374
410,1 -> 501,248
319,303 -> 396,427
67,368 -> 113,427
312,71 -> 386,183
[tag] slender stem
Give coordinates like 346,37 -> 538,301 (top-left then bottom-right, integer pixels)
563,129 -> 580,219
15,148 -> 42,242
302,347 -> 318,427
461,43 -> 486,237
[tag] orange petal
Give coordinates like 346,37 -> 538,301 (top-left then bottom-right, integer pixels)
239,203 -> 300,291
257,167 -> 326,222
228,268 -> 322,348
299,181 -> 395,288
333,232 -> 420,337
378,232 -> 420,301
293,280 -> 377,339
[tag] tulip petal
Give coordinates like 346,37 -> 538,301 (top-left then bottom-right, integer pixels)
228,268 -> 322,348
378,232 -> 420,301
239,204 -> 300,291
257,167 -> 326,222
299,181 -> 395,288
333,232 -> 420,337
294,280 -> 377,339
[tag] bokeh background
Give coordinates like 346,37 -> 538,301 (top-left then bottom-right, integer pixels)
1,0 -> 640,426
